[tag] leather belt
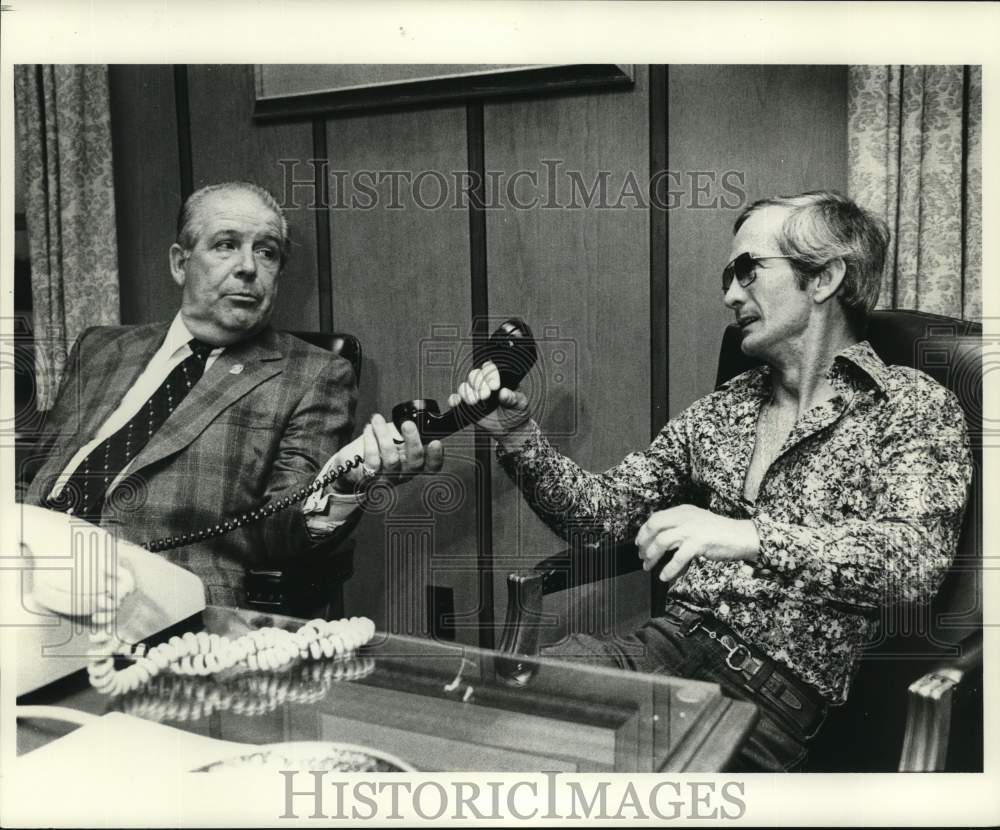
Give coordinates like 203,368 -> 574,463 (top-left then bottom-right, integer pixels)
664,603 -> 828,739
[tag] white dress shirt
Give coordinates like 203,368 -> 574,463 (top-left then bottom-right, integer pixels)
50,313 -> 361,534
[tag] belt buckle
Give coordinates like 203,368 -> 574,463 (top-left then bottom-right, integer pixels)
666,605 -> 704,636
725,642 -> 752,672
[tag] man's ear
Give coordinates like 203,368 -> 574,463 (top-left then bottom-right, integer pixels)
812,257 -> 846,305
169,243 -> 188,287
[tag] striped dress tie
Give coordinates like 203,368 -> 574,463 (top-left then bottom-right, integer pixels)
48,338 -> 214,522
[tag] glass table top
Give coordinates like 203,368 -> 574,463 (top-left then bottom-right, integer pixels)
17,607 -> 757,773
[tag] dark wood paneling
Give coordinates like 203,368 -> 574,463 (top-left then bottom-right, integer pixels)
649,66 -> 669,437
466,101 -> 496,651
108,66 -> 184,325
648,65 -> 670,616
485,67 -> 653,641
667,65 -> 848,415
312,119 -> 333,331
326,106 -> 474,641
173,65 -> 194,201
186,65 -> 320,331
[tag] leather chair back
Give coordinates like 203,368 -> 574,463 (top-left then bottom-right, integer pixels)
287,331 -> 362,384
246,330 -> 363,619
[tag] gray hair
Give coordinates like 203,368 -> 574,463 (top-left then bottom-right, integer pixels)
734,191 -> 890,327
175,181 -> 290,265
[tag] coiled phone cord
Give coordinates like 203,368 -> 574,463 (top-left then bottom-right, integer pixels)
87,549 -> 376,697
113,657 -> 375,723
78,454 -> 375,697
140,454 -> 366,552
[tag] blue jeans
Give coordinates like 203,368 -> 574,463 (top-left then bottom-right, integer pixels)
541,612 -> 827,772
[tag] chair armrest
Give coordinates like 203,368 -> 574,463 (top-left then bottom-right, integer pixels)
898,629 -> 983,772
497,535 -> 642,660
497,571 -> 546,657
532,536 -> 643,595
246,511 -> 362,617
246,539 -> 355,616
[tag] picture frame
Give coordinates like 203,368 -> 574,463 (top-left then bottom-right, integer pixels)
252,64 -> 635,121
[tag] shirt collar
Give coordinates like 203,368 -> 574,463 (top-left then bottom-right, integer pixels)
828,340 -> 890,394
165,312 -> 224,360
721,339 -> 890,398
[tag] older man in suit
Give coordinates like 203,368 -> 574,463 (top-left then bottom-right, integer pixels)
23,181 -> 440,606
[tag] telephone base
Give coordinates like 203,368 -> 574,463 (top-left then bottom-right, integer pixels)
9,505 -> 208,697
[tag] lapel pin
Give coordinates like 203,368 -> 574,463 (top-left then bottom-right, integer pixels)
230,364 -> 244,375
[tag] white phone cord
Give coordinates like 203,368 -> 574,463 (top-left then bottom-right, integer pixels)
87,566 -> 376,696
115,656 -> 375,723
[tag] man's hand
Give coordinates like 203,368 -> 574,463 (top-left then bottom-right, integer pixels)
635,505 -> 760,583
446,359 -> 531,446
334,413 -> 444,492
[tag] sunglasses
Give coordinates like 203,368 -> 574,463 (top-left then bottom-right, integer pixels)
722,253 -> 797,293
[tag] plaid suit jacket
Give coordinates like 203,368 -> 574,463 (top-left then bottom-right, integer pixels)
23,322 -> 358,605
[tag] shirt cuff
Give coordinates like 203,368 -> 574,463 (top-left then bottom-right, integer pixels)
750,512 -> 795,577
493,419 -> 545,463
302,453 -> 366,536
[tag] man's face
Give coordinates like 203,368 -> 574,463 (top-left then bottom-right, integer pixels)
169,189 -> 284,344
723,206 -> 812,359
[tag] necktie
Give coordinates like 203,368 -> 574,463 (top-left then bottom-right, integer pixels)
49,338 -> 214,522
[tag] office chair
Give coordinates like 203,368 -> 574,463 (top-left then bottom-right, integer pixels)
498,309 -> 983,772
244,331 -> 363,620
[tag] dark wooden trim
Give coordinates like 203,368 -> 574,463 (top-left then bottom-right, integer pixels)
312,118 -> 333,332
466,101 -> 495,651
468,103 -> 489,332
253,64 -> 635,123
649,65 -> 669,437
960,65 -> 971,319
890,70 -> 906,306
648,65 -> 670,616
173,65 -> 194,201
14,212 -> 27,231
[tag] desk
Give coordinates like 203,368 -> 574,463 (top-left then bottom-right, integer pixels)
17,607 -> 757,772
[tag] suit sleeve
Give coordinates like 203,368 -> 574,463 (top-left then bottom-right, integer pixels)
256,353 -> 358,560
20,327 -> 98,501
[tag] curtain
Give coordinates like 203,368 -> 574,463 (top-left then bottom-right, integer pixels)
14,64 -> 121,411
847,65 -> 981,321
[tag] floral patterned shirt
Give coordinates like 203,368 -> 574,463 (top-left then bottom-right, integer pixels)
496,341 -> 971,703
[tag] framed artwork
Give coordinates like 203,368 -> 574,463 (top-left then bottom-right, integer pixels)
252,64 -> 635,121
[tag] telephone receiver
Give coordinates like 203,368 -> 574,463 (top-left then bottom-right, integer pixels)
391,318 -> 538,442
30,319 -> 539,558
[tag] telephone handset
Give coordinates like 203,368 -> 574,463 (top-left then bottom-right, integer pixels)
42,319 -> 536,557
391,318 -> 537,441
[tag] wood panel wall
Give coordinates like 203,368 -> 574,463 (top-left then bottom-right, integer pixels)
108,66 -> 181,325
325,105 -> 476,642
485,67 -> 653,645
108,64 -> 847,644
667,65 -> 848,414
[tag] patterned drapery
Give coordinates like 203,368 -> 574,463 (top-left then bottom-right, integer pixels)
848,65 -> 982,321
14,64 -> 121,411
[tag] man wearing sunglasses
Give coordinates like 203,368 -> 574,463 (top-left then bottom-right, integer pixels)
451,190 -> 971,771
